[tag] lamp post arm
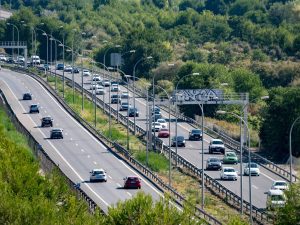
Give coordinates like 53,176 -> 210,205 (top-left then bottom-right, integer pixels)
289,116 -> 300,183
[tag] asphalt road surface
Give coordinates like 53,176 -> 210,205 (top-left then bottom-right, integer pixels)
0,68 -> 164,212
57,68 -> 287,209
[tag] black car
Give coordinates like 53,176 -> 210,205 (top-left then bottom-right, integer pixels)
171,136 -> 186,147
23,93 -> 32,100
152,112 -> 162,121
50,128 -> 63,139
29,104 -> 39,113
111,94 -> 120,104
128,107 -> 139,117
41,116 -> 53,127
56,63 -> 64,70
7,57 -> 15,64
151,106 -> 160,114
120,102 -> 129,111
72,67 -> 80,73
206,157 -> 222,170
188,129 -> 203,141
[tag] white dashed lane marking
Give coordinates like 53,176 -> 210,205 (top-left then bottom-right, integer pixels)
87,155 -> 90,158
81,149 -> 84,152
116,183 -> 121,187
127,192 -> 132,196
93,161 -> 97,165
108,175 -> 112,179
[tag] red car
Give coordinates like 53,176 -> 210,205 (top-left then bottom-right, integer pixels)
158,128 -> 170,138
123,176 -> 141,189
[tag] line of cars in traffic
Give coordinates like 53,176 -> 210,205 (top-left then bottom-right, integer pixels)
23,91 -> 142,189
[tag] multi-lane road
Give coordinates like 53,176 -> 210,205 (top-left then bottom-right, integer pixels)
57,67 -> 287,209
0,68 -> 163,212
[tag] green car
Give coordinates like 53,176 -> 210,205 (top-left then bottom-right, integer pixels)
223,151 -> 238,164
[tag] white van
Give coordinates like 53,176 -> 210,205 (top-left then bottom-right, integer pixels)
31,55 -> 41,65
266,189 -> 285,210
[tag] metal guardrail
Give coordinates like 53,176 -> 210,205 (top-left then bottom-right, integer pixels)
6,66 -> 222,225
130,82 -> 299,183
58,73 -> 272,224
0,89 -> 99,214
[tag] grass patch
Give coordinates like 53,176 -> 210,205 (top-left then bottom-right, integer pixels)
135,151 -> 169,172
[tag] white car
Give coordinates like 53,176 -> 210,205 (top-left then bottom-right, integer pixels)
64,65 -> 72,72
243,163 -> 260,176
90,84 -> 102,90
102,80 -> 110,87
266,189 -> 286,210
95,87 -> 105,95
89,168 -> 107,182
92,76 -> 101,82
220,167 -> 238,181
121,92 -> 129,99
83,69 -> 91,76
271,180 -> 288,191
152,122 -> 162,132
111,84 -> 120,92
0,55 -> 7,62
156,118 -> 167,128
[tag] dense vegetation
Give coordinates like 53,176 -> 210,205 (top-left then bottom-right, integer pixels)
0,0 -> 299,158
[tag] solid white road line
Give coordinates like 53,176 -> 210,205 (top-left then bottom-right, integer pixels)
2,80 -> 109,206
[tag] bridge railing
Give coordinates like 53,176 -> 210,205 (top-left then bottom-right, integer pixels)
0,41 -> 27,47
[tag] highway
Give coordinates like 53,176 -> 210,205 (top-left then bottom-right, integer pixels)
0,68 -> 163,212
57,67 -> 287,209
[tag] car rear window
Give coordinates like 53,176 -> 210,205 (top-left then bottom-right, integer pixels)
224,168 -> 235,172
212,140 -> 223,145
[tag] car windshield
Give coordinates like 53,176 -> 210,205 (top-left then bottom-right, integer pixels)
212,140 -> 223,145
31,105 -> 38,108
209,158 -> 219,162
227,153 -> 236,157
224,168 -> 235,172
43,117 -> 51,120
192,130 -> 201,134
249,163 -> 258,168
271,195 -> 285,201
112,95 -> 119,98
127,177 -> 139,181
94,171 -> 104,175
157,119 -> 165,123
176,136 -> 184,141
274,182 -> 287,186
153,122 -> 161,126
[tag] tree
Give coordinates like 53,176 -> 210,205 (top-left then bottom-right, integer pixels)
230,68 -> 265,100
260,87 -> 300,157
274,183 -> 300,225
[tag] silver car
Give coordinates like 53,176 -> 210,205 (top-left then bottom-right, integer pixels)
90,169 -> 107,182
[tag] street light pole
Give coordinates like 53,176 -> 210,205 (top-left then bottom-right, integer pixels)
133,56 -> 152,135
217,110 -> 252,224
289,116 -> 300,184
36,27 -> 49,81
118,69 -> 131,152
50,36 -> 57,90
175,73 -> 200,167
7,23 -> 19,57
81,32 -> 86,111
153,85 -> 172,186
